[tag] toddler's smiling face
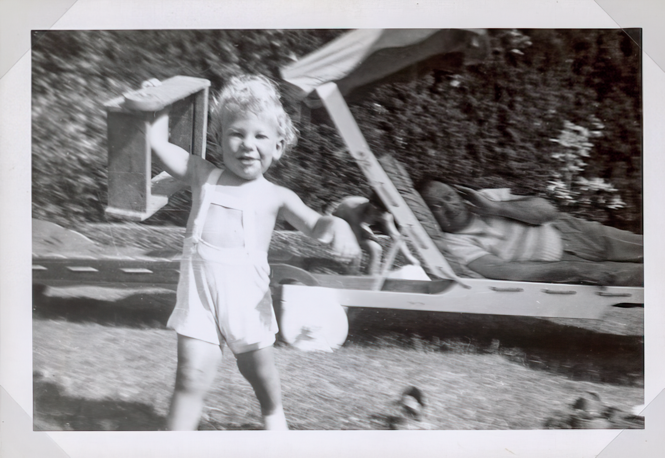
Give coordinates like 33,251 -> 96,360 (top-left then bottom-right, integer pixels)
218,111 -> 284,181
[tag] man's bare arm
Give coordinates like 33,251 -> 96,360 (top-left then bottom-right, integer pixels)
456,186 -> 558,225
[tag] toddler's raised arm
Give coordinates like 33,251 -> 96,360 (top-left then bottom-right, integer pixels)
148,112 -> 207,184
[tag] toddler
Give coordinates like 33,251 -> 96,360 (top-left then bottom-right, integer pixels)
148,75 -> 360,430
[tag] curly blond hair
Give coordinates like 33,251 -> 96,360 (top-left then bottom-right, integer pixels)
209,74 -> 298,154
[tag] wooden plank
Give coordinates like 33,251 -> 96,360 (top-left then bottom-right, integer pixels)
106,112 -> 152,218
169,96 -> 195,154
282,282 -> 643,319
105,76 -> 210,221
192,88 -> 209,157
315,82 -> 464,284
31,256 -> 643,313
378,155 -> 467,276
311,272 -> 455,294
31,256 -> 455,295
104,76 -> 210,113
32,259 -> 181,287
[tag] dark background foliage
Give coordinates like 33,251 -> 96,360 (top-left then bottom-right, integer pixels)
31,29 -> 642,232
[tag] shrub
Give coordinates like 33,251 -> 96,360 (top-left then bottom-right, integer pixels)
31,29 -> 642,233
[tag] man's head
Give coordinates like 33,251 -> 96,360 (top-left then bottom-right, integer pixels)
419,181 -> 473,233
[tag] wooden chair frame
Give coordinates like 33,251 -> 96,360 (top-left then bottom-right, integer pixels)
104,76 -> 210,221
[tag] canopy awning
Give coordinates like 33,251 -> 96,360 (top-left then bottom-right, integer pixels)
280,28 -> 489,103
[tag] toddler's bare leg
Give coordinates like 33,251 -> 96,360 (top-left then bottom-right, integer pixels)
167,334 -> 222,431
236,346 -> 288,430
362,239 -> 383,275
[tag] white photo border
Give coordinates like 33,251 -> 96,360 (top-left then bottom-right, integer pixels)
1,1 -> 663,457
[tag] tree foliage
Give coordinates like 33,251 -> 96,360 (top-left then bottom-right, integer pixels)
31,29 -> 642,232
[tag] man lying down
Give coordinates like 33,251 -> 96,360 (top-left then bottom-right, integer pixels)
419,181 -> 643,286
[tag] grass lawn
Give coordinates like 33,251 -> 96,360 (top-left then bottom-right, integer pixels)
33,287 -> 643,431
32,223 -> 644,430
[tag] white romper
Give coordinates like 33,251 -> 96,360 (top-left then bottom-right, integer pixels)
167,168 -> 278,354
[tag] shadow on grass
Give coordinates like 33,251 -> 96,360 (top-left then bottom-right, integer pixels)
33,375 -> 263,431
345,308 -> 644,387
33,285 -> 643,388
33,285 -> 174,329
33,378 -> 166,431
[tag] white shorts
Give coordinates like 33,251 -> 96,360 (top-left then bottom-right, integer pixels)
167,238 -> 278,354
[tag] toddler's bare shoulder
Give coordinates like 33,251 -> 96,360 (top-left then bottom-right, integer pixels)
268,183 -> 295,201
